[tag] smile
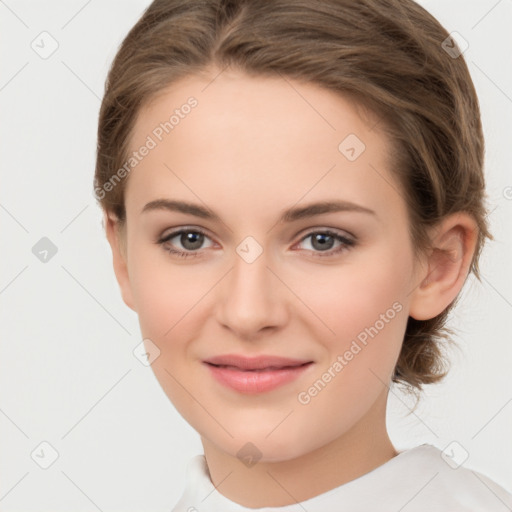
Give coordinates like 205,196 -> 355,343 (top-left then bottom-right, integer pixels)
203,361 -> 314,394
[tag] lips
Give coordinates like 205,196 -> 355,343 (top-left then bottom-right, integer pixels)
203,355 -> 314,393
204,354 -> 313,371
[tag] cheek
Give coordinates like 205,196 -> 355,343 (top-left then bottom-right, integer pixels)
292,245 -> 412,394
295,265 -> 410,424
129,251 -> 211,407
297,252 -> 412,341
127,245 -> 211,340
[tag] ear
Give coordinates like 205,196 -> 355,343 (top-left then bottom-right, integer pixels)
409,212 -> 478,321
103,210 -> 136,312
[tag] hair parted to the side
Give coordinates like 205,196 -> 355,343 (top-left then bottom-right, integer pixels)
94,0 -> 493,398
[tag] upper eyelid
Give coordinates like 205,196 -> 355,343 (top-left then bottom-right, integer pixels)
296,227 -> 354,241
159,226 -> 214,243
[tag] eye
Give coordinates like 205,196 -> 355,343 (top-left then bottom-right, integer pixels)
156,227 -> 356,259
157,227 -> 214,258
295,230 -> 355,258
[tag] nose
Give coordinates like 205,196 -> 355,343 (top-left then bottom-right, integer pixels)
215,246 -> 289,339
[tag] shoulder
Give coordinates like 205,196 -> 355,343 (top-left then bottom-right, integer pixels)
381,444 -> 512,511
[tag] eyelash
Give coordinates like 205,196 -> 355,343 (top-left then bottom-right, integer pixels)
156,227 -> 356,259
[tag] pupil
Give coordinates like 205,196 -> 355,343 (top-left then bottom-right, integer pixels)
182,232 -> 203,250
312,233 -> 333,251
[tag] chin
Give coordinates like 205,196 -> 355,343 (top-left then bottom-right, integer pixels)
228,438 -> 306,465
207,420 -> 322,465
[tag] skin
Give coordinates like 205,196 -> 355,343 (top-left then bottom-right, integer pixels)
104,68 -> 478,508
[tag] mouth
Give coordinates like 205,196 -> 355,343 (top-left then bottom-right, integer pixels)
203,357 -> 314,394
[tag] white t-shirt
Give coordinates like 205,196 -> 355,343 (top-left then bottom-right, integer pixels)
172,444 -> 512,511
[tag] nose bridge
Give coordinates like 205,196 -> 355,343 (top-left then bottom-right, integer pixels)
216,239 -> 287,335
233,244 -> 269,292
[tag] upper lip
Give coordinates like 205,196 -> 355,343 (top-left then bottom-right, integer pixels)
204,354 -> 313,370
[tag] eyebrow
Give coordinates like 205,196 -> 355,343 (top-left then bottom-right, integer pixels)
141,198 -> 377,223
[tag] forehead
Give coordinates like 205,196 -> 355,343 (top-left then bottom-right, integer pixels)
131,69 -> 385,154
125,69 -> 404,224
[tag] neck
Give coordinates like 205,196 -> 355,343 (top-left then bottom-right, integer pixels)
200,388 -> 397,508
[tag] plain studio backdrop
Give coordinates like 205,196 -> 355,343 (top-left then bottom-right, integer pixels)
1,0 -> 511,510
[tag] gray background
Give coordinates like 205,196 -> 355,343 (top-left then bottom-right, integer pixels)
1,0 -> 511,510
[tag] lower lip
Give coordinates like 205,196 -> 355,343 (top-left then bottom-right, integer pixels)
204,362 -> 313,394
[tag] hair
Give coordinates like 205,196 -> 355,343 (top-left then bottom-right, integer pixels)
94,0 -> 493,398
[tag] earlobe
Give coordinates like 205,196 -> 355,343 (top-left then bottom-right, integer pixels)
409,213 -> 478,321
103,211 -> 137,312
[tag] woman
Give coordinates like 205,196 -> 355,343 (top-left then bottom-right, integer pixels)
94,0 -> 512,509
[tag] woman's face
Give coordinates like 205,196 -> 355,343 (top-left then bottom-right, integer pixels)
113,69 -> 424,462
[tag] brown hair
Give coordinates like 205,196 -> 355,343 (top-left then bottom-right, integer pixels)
94,0 -> 493,397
